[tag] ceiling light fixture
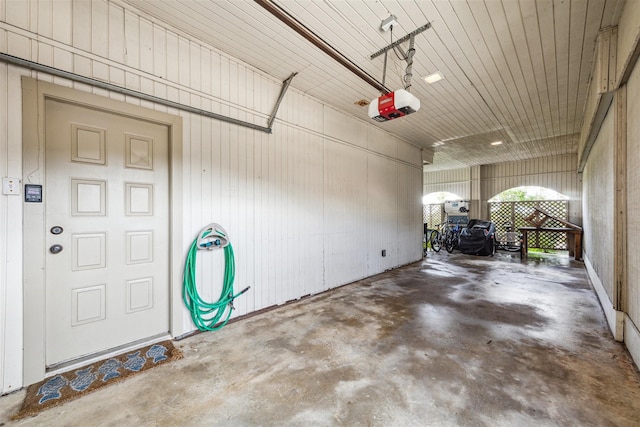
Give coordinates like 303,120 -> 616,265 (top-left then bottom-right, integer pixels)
424,72 -> 444,84
491,141 -> 503,146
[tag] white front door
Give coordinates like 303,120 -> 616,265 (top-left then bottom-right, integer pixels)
44,99 -> 170,366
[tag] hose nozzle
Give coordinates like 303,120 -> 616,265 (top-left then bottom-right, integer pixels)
227,286 -> 251,310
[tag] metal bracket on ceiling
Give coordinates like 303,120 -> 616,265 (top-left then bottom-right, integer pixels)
370,23 -> 431,60
267,72 -> 297,131
371,23 -> 430,92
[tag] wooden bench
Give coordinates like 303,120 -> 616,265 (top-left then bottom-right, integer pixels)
518,227 -> 583,261
519,208 -> 583,261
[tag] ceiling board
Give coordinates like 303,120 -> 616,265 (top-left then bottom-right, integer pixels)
566,0 -> 589,144
518,0 -> 553,138
430,2 -> 507,131
553,0 -> 571,140
601,0 -> 625,27
446,1 -> 528,139
121,0 -> 622,171
535,0 -> 561,140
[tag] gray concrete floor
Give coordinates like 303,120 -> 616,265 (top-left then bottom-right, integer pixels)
2,252 -> 640,426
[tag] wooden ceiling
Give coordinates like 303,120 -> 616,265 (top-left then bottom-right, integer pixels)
121,0 -> 624,171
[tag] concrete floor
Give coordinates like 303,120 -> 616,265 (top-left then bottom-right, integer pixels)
2,252 -> 640,426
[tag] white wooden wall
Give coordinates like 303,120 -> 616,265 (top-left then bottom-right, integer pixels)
480,154 -> 580,201
582,108 -> 615,300
423,167 -> 471,200
0,62 -> 24,395
626,57 -> 640,344
0,0 -> 423,393
579,0 -> 640,363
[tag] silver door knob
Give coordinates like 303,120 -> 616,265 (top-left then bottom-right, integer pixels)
50,244 -> 63,254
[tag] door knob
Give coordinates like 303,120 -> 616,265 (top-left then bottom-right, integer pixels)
50,244 -> 63,254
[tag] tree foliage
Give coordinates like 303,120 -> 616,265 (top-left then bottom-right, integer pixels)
493,188 -> 537,201
490,186 -> 568,202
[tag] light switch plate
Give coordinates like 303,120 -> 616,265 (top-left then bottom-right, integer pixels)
2,177 -> 21,195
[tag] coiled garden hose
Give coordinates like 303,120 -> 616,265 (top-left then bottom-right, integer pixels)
183,227 -> 250,331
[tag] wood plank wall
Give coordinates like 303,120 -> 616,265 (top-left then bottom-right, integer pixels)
423,167 -> 471,200
582,111 -> 615,301
481,154 -> 581,210
0,0 -> 423,392
579,0 -> 640,362
625,58 -> 640,339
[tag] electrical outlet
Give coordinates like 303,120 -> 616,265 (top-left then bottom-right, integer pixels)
2,177 -> 20,195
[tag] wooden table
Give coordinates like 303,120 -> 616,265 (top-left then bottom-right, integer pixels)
518,227 -> 583,261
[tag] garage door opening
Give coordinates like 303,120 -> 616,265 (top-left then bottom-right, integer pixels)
489,186 -> 571,255
489,186 -> 569,202
422,192 -> 464,229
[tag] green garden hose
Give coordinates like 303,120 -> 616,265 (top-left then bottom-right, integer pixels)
183,226 -> 249,331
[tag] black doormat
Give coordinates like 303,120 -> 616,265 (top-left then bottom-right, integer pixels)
13,341 -> 182,420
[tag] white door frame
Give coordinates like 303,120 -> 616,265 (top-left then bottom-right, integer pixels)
22,77 -> 184,386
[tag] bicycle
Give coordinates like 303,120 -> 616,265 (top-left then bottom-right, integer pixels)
428,223 -> 447,253
424,224 -> 440,255
423,225 -> 433,256
494,223 -> 522,252
444,221 -> 464,253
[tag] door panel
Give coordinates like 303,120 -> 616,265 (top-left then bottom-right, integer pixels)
44,99 -> 169,366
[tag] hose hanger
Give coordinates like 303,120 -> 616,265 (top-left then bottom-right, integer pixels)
197,223 -> 230,250
183,223 -> 250,331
